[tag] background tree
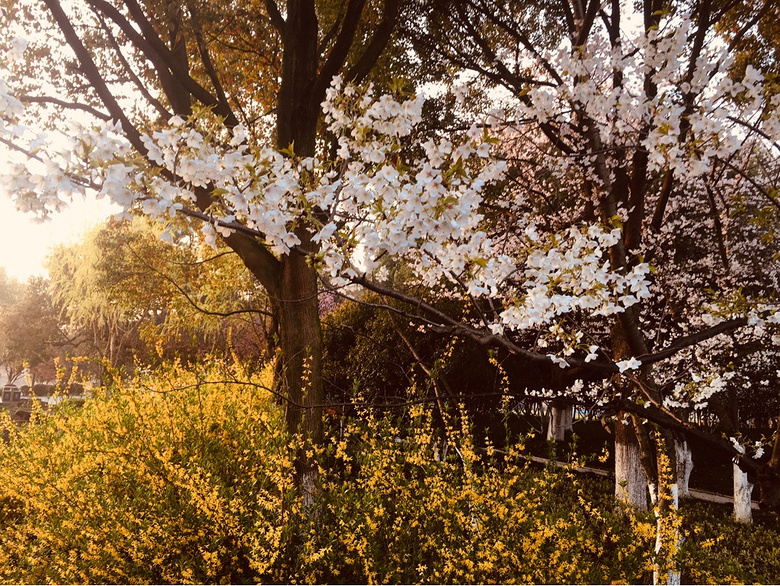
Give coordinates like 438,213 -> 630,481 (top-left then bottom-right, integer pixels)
0,276 -> 63,384
48,216 -> 270,372
0,268 -> 20,310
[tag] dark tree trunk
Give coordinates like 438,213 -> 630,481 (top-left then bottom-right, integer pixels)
273,0 -> 323,509
758,417 -> 780,513
277,0 -> 320,155
276,232 -> 323,508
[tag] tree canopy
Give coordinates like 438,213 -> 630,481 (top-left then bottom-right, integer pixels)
48,216 -> 271,371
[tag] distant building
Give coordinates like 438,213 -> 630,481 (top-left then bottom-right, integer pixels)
0,384 -> 22,403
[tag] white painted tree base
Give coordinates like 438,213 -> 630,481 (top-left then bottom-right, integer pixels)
546,402 -> 573,442
733,462 -> 754,524
675,440 -> 693,498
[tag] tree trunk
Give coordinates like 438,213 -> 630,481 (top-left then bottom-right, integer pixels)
733,461 -> 754,523
615,418 -> 648,509
546,400 -> 573,442
276,233 -> 323,510
273,0 -> 323,511
608,302 -> 656,511
277,0 -> 319,155
675,439 -> 693,499
758,417 -> 780,514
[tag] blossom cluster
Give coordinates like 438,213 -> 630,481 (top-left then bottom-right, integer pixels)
514,8 -> 779,196
0,61 -> 654,353
664,369 -> 735,410
498,225 -> 651,331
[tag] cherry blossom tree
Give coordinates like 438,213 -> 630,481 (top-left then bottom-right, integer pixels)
2,5 -> 780,558
403,0 -> 780,536
0,0 -> 406,503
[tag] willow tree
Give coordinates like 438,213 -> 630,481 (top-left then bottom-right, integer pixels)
48,217 -> 268,368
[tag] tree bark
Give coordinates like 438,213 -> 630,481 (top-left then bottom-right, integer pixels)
609,315 -> 655,510
276,233 -> 323,509
272,0 -> 323,511
733,462 -> 754,523
615,418 -> 649,509
546,399 -> 573,442
277,0 -> 319,154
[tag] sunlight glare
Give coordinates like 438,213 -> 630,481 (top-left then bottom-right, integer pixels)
0,195 -> 119,282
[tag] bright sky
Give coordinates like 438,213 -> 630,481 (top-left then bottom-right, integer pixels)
0,195 -> 119,282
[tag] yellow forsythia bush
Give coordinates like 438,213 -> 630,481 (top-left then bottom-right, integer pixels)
0,361 -> 657,584
298,405 -> 655,584
4,359 -> 776,584
0,360 -> 294,584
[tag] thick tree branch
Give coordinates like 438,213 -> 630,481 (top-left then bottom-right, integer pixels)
42,0 -> 148,154
315,0 -> 367,91
705,183 -> 731,272
263,0 -> 286,36
636,317 -> 750,365
573,0 -> 601,49
89,0 -> 193,117
176,202 -> 282,294
186,0 -> 233,115
93,11 -> 172,119
608,398 -> 761,476
94,0 -> 239,126
650,169 -> 674,232
345,0 -> 401,84
343,273 -> 758,377
18,95 -> 111,120
558,0 -> 576,36
684,0 -> 712,89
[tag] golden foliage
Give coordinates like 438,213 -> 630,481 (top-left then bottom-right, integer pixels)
1,360 -> 775,584
0,361 -> 292,584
